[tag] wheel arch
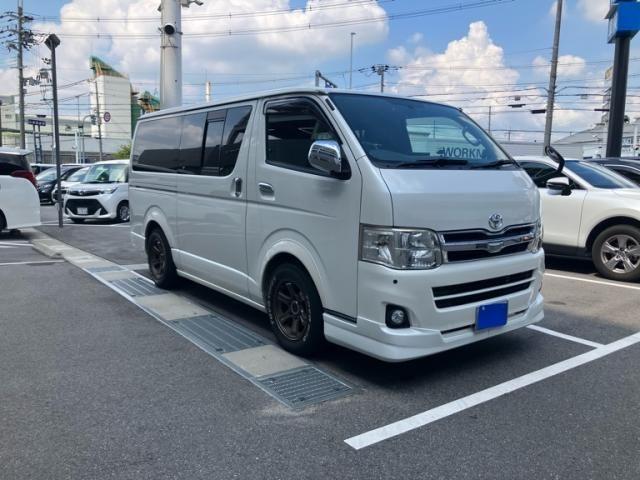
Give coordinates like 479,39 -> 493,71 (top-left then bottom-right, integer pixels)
142,206 -> 176,250
586,217 -> 640,251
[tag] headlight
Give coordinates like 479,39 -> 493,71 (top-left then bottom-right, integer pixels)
39,183 -> 53,192
99,187 -> 118,194
360,226 -> 442,270
528,219 -> 543,253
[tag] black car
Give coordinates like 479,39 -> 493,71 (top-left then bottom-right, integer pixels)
588,157 -> 640,186
35,165 -> 85,204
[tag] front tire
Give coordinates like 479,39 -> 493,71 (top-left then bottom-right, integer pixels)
146,228 -> 178,289
266,263 -> 325,356
116,201 -> 130,223
592,225 -> 640,282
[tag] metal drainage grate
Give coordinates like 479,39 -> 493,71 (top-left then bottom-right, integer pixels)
111,277 -> 167,297
171,314 -> 266,354
86,265 -> 125,273
258,366 -> 352,409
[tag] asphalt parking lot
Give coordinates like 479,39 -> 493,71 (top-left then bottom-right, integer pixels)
1,205 -> 639,479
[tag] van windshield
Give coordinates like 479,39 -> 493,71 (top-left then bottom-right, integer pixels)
329,93 -> 514,170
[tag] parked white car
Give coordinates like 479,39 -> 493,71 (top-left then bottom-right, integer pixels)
517,156 -> 640,281
63,160 -> 129,223
0,147 -> 41,231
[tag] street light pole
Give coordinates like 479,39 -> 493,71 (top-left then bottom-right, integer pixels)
45,34 -> 63,229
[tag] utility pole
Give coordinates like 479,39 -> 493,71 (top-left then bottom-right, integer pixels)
93,80 -> 103,162
17,0 -> 25,149
160,0 -> 181,108
0,100 -> 3,147
349,32 -> 356,89
372,64 -> 389,93
314,70 -> 338,88
544,0 -> 563,148
488,106 -> 492,134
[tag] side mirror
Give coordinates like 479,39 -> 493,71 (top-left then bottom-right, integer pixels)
546,177 -> 571,196
308,140 -> 342,175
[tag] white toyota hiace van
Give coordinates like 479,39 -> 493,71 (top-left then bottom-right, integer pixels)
130,89 -> 544,362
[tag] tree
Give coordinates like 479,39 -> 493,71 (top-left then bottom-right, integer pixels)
114,143 -> 131,159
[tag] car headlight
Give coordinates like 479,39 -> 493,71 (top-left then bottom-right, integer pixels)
528,219 -> 543,253
98,187 -> 118,194
39,184 -> 53,192
360,226 -> 442,270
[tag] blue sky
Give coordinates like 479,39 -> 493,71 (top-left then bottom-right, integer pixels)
0,0 -> 636,140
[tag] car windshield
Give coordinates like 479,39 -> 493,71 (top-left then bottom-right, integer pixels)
83,163 -> 127,183
67,167 -> 89,182
36,168 -> 57,181
566,161 -> 637,189
329,93 -> 513,169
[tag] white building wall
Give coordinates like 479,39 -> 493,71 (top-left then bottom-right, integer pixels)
90,75 -> 132,141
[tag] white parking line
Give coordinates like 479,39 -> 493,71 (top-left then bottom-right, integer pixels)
526,325 -> 604,349
344,331 -> 640,450
544,272 -> 640,291
0,260 -> 65,266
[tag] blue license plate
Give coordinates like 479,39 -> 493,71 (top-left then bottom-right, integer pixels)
476,302 -> 508,330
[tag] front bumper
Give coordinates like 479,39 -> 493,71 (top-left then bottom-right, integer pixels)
37,188 -> 53,202
64,195 -> 117,219
324,251 -> 545,362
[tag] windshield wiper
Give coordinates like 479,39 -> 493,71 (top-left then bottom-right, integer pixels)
391,158 -> 469,168
470,159 -> 518,169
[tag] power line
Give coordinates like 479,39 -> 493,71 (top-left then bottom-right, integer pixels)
34,0 -> 518,39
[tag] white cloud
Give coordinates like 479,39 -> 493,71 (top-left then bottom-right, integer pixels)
532,54 -> 586,78
0,0 -> 389,103
577,0 -> 609,22
549,1 -> 558,18
408,32 -> 423,44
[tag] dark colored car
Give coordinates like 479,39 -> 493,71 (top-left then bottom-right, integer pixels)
35,165 -> 85,204
31,163 -> 55,176
587,157 -> 640,186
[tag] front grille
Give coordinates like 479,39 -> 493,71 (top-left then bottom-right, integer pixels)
68,190 -> 101,196
432,270 -> 534,309
65,198 -> 103,215
439,223 -> 536,263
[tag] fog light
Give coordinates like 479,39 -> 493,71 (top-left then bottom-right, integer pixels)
386,305 -> 410,329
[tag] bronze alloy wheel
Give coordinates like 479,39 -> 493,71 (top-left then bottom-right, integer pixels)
272,280 -> 311,342
148,234 -> 167,280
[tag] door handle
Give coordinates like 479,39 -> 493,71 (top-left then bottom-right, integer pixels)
233,177 -> 242,197
258,182 -> 274,195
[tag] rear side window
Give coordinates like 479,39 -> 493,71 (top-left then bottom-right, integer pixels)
265,99 -> 337,173
132,116 -> 183,172
179,113 -> 207,174
202,106 -> 252,177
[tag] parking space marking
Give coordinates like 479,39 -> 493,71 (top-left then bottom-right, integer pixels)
545,272 -> 640,291
0,260 -> 65,266
526,325 -> 604,349
344,331 -> 640,450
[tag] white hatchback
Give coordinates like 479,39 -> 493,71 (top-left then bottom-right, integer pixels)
63,160 -> 129,223
0,147 -> 41,231
517,156 -> 640,281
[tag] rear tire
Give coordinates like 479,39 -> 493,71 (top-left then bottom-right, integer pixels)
266,263 -> 325,357
592,225 -> 640,282
146,228 -> 179,289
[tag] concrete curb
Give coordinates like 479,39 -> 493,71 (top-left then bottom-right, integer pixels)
31,240 -> 63,259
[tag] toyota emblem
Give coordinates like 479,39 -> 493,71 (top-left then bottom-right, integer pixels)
488,213 -> 504,231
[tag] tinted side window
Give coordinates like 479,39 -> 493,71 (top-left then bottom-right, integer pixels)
220,106 -> 252,176
179,113 -> 206,174
132,116 -> 183,172
607,166 -> 640,186
0,153 -> 29,175
202,113 -> 225,176
265,100 -> 337,173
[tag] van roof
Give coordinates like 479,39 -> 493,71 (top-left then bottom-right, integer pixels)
138,87 -> 456,120
91,159 -> 129,165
